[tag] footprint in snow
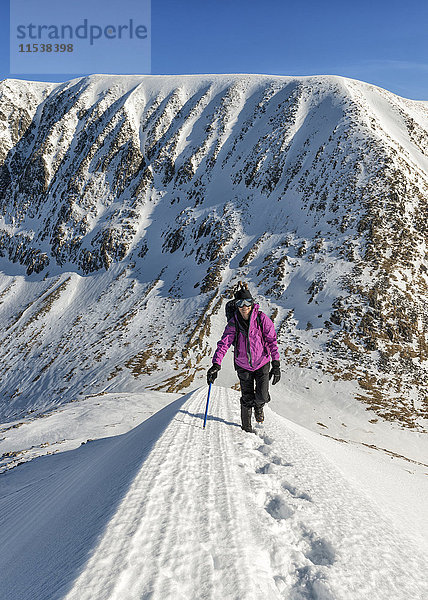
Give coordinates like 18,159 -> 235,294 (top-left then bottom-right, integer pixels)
292,565 -> 335,600
282,481 -> 312,502
272,455 -> 293,467
303,529 -> 336,566
256,458 -> 294,474
259,432 -> 274,445
256,462 -> 276,475
256,444 -> 273,457
265,494 -> 294,521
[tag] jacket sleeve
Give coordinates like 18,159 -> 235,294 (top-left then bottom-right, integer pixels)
260,313 -> 280,362
212,320 -> 236,366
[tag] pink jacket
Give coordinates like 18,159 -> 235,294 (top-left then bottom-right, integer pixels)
212,304 -> 280,371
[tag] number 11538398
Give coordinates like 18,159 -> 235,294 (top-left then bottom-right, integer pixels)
19,43 -> 74,52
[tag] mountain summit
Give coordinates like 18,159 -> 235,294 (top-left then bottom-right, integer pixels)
0,73 -> 427,434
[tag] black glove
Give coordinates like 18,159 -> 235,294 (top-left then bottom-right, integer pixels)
207,363 -> 221,385
269,360 -> 281,385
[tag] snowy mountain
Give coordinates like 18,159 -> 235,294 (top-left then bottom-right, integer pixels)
0,73 -> 427,599
0,73 -> 427,435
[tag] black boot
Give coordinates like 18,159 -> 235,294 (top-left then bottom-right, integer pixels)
241,405 -> 254,433
254,404 -> 264,423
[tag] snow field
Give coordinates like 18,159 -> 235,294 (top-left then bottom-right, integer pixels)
1,387 -> 427,600
235,410 -> 428,599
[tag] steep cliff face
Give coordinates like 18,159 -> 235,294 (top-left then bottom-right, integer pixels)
0,74 -> 427,431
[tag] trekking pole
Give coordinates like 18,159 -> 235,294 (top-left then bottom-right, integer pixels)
203,383 -> 212,428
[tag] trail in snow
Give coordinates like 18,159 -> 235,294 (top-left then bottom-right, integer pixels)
1,387 -> 427,600
63,387 -> 274,600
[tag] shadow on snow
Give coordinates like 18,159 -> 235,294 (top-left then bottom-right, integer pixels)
0,392 -> 192,600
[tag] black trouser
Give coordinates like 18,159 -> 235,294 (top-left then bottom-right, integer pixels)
236,362 -> 270,408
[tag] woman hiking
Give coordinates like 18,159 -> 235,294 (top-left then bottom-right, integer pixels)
207,284 -> 281,432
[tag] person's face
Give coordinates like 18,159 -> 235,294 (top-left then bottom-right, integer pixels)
238,304 -> 252,320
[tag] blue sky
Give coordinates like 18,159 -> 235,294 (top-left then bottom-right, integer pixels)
2,0 -> 428,99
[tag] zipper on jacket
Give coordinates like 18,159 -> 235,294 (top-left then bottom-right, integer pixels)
245,329 -> 253,368
234,312 -> 253,368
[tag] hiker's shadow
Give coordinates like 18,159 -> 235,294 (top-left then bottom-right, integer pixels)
177,409 -> 241,429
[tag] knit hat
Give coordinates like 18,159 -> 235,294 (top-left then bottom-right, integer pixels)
234,287 -> 253,301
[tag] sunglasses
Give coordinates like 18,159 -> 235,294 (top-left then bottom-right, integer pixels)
236,299 -> 253,308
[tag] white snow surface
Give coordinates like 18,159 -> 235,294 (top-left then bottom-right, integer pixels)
1,387 -> 427,600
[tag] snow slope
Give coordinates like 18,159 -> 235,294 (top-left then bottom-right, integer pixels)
1,387 -> 427,600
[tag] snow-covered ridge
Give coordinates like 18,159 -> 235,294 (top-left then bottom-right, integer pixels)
0,73 -> 427,440
1,388 -> 427,599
